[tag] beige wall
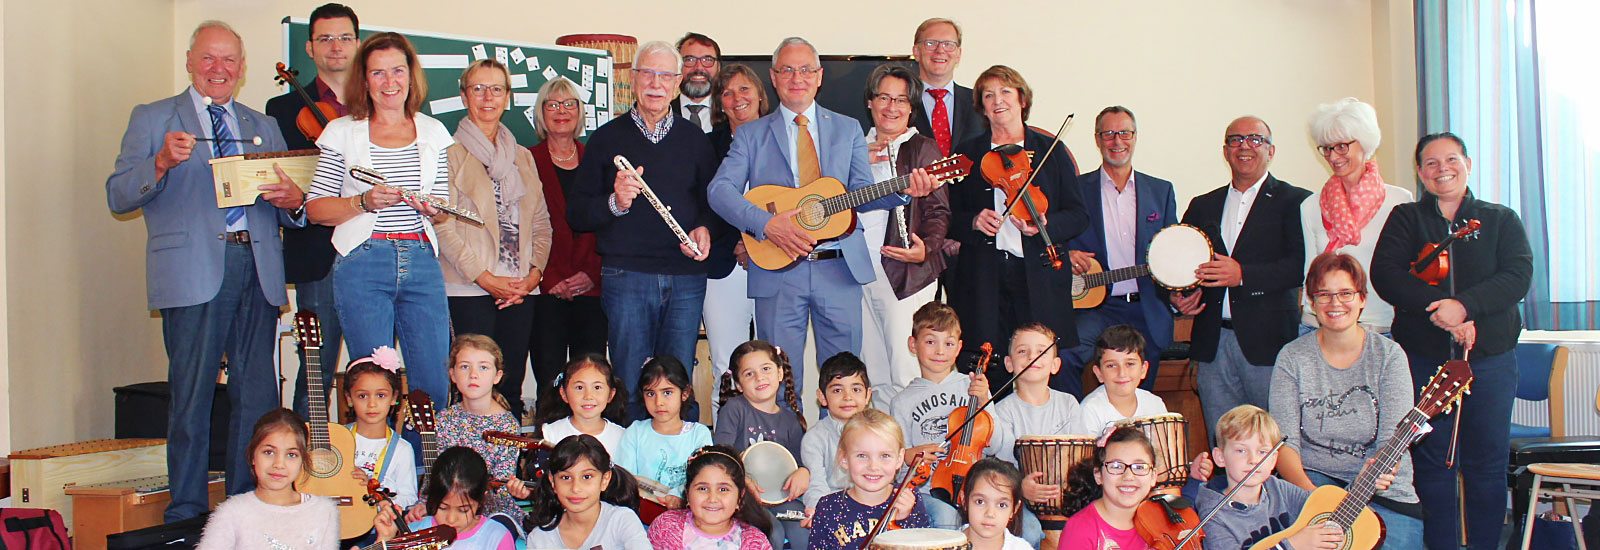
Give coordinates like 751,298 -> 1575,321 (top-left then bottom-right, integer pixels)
4,0 -> 174,451
4,0 -> 1416,450
0,0 -> 10,455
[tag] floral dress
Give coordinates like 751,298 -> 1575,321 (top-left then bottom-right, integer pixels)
436,403 -> 523,523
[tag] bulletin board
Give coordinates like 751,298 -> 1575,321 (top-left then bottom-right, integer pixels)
282,18 -> 613,144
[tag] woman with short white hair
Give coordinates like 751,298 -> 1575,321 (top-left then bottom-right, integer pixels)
1299,97 -> 1412,333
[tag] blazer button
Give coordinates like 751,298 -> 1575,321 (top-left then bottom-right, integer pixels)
141,185 -> 151,193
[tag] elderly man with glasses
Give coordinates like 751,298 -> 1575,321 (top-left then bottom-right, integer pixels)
1172,116 -> 1312,434
567,40 -> 716,421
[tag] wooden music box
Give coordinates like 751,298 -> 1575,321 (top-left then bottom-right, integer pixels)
6,438 -> 168,532
209,149 -> 319,208
65,473 -> 226,550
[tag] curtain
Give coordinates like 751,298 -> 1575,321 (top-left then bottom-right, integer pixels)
1414,0 -> 1599,330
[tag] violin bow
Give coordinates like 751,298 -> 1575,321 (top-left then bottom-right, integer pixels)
1174,437 -> 1288,550
999,114 -> 1075,216
940,339 -> 1060,443
860,452 -> 930,550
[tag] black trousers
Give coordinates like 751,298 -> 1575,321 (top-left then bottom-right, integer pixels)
529,294 -> 609,410
448,295 -> 535,417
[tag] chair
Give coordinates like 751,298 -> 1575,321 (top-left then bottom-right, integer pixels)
1519,463 -> 1600,549
1510,343 -> 1571,439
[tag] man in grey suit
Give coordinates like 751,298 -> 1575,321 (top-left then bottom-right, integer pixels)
1062,106 -> 1179,397
708,37 -> 935,393
106,21 -> 306,522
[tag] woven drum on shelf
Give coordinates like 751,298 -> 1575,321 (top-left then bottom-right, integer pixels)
555,34 -> 636,114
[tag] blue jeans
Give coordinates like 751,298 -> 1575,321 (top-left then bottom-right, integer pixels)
332,239 -> 450,408
752,257 -> 863,408
1062,297 -> 1166,398
600,267 -> 706,420
763,500 -> 808,550
1017,505 -> 1045,547
922,492 -> 964,530
1409,349 -> 1516,550
160,243 -> 280,521
292,273 -> 343,419
1305,470 -> 1424,549
1194,328 -> 1275,444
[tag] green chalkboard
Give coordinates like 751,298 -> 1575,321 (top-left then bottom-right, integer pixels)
282,17 -> 613,145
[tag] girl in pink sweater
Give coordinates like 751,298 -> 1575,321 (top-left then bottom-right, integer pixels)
647,445 -> 773,550
197,409 -> 340,550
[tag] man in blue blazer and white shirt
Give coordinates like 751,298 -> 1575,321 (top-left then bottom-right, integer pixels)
708,37 -> 935,392
106,21 -> 306,522
1062,106 -> 1178,397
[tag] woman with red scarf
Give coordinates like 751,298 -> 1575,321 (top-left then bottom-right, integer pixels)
1297,97 -> 1412,334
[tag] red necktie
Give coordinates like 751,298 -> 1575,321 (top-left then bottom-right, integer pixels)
928,88 -> 952,156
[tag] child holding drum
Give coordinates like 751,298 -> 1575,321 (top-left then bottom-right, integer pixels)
890,301 -> 988,531
986,322 -> 1088,547
801,353 -> 876,527
1076,325 -> 1169,435
715,340 -> 810,550
809,409 -> 927,550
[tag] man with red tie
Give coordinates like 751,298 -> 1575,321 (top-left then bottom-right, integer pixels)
910,18 -> 982,157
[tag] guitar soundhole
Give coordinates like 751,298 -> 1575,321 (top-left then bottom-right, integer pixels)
1071,275 -> 1085,297
309,447 -> 342,478
1306,512 -> 1353,550
797,196 -> 827,230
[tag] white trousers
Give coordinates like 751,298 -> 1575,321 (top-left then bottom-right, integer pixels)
859,270 -> 938,393
703,263 -> 754,417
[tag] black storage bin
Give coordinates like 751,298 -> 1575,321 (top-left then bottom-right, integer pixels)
113,381 -> 230,472
104,513 -> 207,550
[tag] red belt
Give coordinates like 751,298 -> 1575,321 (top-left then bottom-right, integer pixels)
370,232 -> 429,242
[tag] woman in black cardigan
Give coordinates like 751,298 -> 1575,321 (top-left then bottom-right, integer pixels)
1370,131 -> 1532,550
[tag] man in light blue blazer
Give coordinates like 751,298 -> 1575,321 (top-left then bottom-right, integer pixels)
708,37 -> 935,394
105,21 -> 306,522
1062,106 -> 1178,397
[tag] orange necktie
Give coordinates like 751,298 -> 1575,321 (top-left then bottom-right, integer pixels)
795,114 -> 820,185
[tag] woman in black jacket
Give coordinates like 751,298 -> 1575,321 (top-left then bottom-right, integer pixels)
1370,131 -> 1532,550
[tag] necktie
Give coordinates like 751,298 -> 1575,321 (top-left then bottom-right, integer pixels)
208,104 -> 246,226
687,104 -> 707,130
928,88 -> 952,156
795,114 -> 820,185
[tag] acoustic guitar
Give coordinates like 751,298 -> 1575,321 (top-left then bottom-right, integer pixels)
740,155 -> 972,271
1069,256 -> 1151,308
402,391 -> 439,475
292,311 -> 375,539
1248,359 -> 1473,550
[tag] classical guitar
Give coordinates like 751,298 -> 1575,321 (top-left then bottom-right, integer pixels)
401,391 -> 439,476
357,525 -> 456,550
741,155 -> 972,271
292,311 -> 376,539
1248,360 -> 1473,550
1070,256 -> 1150,308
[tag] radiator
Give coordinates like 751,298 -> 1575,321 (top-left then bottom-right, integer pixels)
1512,333 -> 1600,437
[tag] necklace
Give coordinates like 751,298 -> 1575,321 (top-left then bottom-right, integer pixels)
550,143 -> 577,162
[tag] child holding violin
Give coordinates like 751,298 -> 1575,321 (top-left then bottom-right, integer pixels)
889,301 -> 989,531
1057,426 -> 1158,550
946,65 -> 1088,394
987,322 -> 1086,547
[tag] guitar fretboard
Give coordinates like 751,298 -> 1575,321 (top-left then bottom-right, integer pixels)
1084,265 -> 1151,289
818,173 -> 916,217
306,344 -> 330,450
1329,408 -> 1427,527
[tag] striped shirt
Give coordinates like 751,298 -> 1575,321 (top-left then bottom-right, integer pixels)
309,143 -> 450,233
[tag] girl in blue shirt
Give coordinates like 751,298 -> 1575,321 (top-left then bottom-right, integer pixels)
617,355 -> 713,510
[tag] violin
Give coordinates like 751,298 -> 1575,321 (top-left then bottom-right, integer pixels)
1410,219 -> 1481,286
979,146 -> 1062,270
274,62 -> 338,141
928,342 -> 995,505
363,479 -> 412,535
1133,494 -> 1206,550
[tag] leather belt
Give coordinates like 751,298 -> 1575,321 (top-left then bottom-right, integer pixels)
218,230 -> 251,245
804,249 -> 842,261
371,232 -> 430,242
1111,292 -> 1141,303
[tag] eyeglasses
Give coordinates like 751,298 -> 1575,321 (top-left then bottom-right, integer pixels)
543,99 -> 579,112
467,84 -> 507,97
919,39 -> 960,51
872,94 -> 912,108
1317,140 -> 1357,157
1311,290 -> 1362,305
631,68 -> 681,82
1225,134 -> 1272,148
1102,461 -> 1153,476
682,55 -> 718,68
313,34 -> 358,45
773,65 -> 821,80
1097,130 -> 1136,141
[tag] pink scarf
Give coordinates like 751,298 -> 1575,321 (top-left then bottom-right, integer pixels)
1319,159 -> 1386,253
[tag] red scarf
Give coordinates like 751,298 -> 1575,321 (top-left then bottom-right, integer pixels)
1319,159 -> 1386,253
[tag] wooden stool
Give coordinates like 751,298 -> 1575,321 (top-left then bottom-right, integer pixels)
66,473 -> 226,550
1519,462 -> 1600,549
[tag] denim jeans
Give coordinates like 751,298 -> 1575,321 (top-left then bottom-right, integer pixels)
922,491 -> 964,530
1017,504 -> 1046,547
764,500 -> 808,550
292,273 -> 343,419
332,239 -> 450,408
1409,349 -> 1517,550
600,267 -> 706,420
160,243 -> 281,521
1062,296 -> 1166,398
1305,470 -> 1425,549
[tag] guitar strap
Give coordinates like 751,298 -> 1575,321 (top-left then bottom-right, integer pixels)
346,423 -> 401,484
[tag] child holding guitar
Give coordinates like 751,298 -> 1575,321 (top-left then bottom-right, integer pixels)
411,335 -> 524,528
376,446 -> 516,550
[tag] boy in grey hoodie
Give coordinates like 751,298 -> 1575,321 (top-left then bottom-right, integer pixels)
889,301 -> 988,530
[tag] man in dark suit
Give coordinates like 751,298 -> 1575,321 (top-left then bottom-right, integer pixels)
910,18 -> 982,156
106,21 -> 306,521
1062,106 -> 1178,397
264,3 -> 356,418
670,32 -> 720,133
1173,116 -> 1311,432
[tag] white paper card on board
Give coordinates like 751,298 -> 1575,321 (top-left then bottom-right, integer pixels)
582,65 -> 594,89
568,57 -> 580,71
512,93 -> 538,107
419,54 -> 470,69
526,57 -> 539,72
542,65 -> 558,80
585,105 -> 597,130
510,48 -> 526,64
523,106 -> 539,128
595,83 -> 608,108
510,74 -> 529,89
576,85 -> 592,103
495,47 -> 509,67
471,44 -> 487,60
429,96 -> 465,114
597,58 -> 611,77
596,111 -> 611,126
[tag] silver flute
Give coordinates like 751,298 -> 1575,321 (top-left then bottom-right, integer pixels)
348,165 -> 483,225
613,155 -> 702,257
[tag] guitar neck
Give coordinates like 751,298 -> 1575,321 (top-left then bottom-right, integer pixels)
1329,409 -> 1428,525
1084,265 -> 1151,289
420,430 -> 437,473
305,345 -> 331,449
818,172 -> 915,218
